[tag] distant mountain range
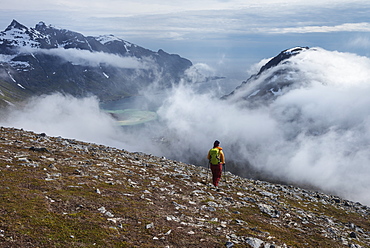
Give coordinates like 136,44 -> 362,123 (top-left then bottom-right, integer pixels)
0,19 -> 313,109
0,20 -> 192,106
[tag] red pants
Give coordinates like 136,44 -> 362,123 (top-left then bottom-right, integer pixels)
210,163 -> 222,186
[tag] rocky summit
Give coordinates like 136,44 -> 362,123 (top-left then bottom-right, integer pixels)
0,126 -> 369,247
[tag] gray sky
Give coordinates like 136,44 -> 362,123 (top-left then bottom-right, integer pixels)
1,0 -> 370,79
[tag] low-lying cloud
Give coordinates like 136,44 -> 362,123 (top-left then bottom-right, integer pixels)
21,47 -> 153,70
0,94 -> 128,148
2,47 -> 370,206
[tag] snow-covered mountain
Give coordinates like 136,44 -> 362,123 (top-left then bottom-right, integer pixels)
0,20 -> 192,106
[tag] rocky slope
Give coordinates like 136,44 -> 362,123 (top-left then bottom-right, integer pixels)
0,20 -> 192,106
0,126 -> 369,247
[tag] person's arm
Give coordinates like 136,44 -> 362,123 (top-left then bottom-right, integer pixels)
207,150 -> 211,160
219,150 -> 225,164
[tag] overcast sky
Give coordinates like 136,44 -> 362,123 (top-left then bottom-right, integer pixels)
2,0 -> 370,79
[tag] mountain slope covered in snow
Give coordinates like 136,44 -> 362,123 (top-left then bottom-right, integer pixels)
0,20 -> 192,106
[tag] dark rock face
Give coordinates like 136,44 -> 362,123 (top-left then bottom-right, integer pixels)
0,20 -> 192,104
257,47 -> 309,75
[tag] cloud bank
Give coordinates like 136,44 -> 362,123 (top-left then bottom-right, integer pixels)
34,48 -> 152,69
2,47 -> 370,206
155,48 -> 370,205
0,94 -> 129,148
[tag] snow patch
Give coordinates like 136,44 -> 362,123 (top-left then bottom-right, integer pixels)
2,99 -> 14,106
3,99 -> 15,106
7,72 -> 16,82
96,35 -> 134,52
283,47 -> 308,56
248,90 -> 260,98
270,88 -> 282,96
10,61 -> 31,69
1,29 -> 41,49
0,54 -> 15,63
123,41 -> 133,52
96,35 -> 122,45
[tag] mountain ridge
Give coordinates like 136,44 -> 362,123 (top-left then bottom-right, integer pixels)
0,20 -> 192,106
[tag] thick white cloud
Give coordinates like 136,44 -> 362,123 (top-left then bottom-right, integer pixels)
0,94 -> 125,147
10,47 -> 153,70
155,48 -> 370,205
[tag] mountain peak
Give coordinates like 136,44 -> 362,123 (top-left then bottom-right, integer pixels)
35,21 -> 47,29
222,46 -> 310,103
258,46 -> 309,75
5,19 -> 28,32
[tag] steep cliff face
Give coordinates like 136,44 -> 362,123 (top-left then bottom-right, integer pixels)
0,126 -> 369,247
0,20 -> 192,105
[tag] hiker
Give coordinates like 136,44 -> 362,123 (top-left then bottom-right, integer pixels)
207,140 -> 225,187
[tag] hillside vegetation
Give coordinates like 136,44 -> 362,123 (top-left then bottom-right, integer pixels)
0,127 -> 369,247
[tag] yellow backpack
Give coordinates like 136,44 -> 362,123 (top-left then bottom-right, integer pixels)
209,148 -> 220,165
